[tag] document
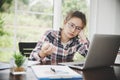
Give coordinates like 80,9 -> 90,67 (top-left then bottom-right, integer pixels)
0,62 -> 10,70
31,65 -> 82,80
27,60 -> 40,67
115,54 -> 120,64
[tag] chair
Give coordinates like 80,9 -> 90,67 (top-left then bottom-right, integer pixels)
18,42 -> 37,57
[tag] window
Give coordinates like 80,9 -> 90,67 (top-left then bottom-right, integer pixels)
15,0 -> 53,42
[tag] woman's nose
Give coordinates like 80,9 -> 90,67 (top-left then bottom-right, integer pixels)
71,27 -> 76,32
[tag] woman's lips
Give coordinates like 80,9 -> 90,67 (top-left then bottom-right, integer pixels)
68,32 -> 74,37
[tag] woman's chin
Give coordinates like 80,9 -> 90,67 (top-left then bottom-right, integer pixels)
67,35 -> 75,39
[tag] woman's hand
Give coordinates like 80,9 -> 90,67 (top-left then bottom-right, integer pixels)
79,30 -> 88,43
39,42 -> 55,58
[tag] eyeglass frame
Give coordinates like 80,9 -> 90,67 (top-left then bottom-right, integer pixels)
67,22 -> 82,31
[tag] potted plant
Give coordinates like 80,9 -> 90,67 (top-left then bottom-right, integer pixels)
10,53 -> 27,75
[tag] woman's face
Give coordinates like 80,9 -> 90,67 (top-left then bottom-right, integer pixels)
62,17 -> 83,39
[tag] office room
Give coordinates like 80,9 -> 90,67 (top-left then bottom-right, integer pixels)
0,0 -> 120,80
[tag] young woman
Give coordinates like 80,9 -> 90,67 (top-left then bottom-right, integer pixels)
30,10 -> 89,62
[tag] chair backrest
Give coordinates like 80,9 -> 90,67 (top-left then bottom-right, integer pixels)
18,42 -> 37,57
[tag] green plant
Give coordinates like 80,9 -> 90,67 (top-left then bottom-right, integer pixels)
0,14 -> 5,36
0,0 -> 13,12
0,14 -> 9,36
13,53 -> 26,67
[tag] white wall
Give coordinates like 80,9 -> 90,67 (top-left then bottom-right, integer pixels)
115,0 -> 120,34
89,0 -> 120,40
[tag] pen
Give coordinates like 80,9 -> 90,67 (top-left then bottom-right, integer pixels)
50,67 -> 56,73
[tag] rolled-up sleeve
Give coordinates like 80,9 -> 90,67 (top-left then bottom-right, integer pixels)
77,37 -> 90,57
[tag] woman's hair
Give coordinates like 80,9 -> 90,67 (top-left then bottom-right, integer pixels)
65,10 -> 86,29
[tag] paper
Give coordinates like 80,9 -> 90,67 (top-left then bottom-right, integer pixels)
31,65 -> 82,80
27,60 -> 40,67
115,54 -> 120,64
0,62 -> 10,70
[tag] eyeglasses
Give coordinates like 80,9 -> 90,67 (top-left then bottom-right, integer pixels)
67,22 -> 82,31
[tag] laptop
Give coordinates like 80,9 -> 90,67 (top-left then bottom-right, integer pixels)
59,34 -> 120,70
83,67 -> 117,80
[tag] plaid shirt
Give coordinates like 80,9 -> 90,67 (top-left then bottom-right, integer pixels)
30,29 -> 89,62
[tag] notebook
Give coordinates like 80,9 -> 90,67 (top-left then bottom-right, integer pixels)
59,34 -> 120,70
31,65 -> 82,80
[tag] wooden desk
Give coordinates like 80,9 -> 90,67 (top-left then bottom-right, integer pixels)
0,61 -> 120,80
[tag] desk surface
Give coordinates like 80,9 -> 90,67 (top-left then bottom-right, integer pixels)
0,61 -> 120,80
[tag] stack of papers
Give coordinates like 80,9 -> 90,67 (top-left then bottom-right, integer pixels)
27,60 -> 40,67
31,65 -> 82,80
0,62 -> 10,70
